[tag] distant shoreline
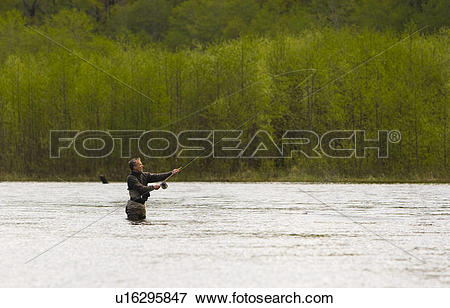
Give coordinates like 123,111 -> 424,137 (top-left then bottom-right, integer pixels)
1,174 -> 448,184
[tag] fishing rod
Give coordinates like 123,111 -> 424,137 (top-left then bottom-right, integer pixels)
162,26 -> 430,185
159,113 -> 260,188
159,68 -> 323,188
159,22 -> 427,187
26,25 -> 314,189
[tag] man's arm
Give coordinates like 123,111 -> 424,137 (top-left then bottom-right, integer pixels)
145,171 -> 173,183
128,175 -> 155,195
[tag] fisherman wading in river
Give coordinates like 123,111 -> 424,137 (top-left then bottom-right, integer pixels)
126,157 -> 179,220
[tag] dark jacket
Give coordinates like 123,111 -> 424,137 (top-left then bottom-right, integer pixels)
127,170 -> 173,204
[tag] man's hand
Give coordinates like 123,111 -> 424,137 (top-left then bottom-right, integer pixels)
153,184 -> 160,190
172,168 -> 180,174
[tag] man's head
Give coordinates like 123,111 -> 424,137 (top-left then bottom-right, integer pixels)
128,157 -> 144,172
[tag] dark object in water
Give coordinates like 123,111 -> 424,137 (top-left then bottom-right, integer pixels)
161,182 -> 168,189
126,200 -> 146,220
99,175 -> 108,184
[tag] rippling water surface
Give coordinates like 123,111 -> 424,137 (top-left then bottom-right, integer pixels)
0,182 -> 448,287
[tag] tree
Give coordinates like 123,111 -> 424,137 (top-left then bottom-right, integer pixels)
420,0 -> 450,30
108,0 -> 172,41
309,0 -> 355,28
350,0 -> 418,31
165,0 -> 259,49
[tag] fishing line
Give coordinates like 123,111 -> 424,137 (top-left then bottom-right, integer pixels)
160,111 -> 263,185
156,69 -> 318,130
161,68 -> 317,184
25,26 -> 429,264
25,204 -> 124,264
25,23 -> 316,129
298,186 -> 426,264
24,25 -> 156,103
162,25 -> 429,184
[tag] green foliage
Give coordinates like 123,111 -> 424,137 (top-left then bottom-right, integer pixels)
108,0 -> 171,41
350,0 -> 416,31
1,0 -> 449,47
44,9 -> 94,45
0,2 -> 448,180
165,0 -> 260,48
250,0 -> 315,35
420,0 -> 450,30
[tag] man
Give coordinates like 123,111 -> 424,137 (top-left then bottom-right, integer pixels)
126,157 -> 179,220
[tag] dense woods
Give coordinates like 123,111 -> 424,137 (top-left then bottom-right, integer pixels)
0,1 -> 448,181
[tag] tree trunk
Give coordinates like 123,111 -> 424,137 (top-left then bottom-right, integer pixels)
22,0 -> 39,17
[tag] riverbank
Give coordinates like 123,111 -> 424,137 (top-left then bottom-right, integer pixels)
1,172 -> 448,183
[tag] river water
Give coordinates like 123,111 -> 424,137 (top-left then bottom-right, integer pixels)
0,182 -> 448,287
